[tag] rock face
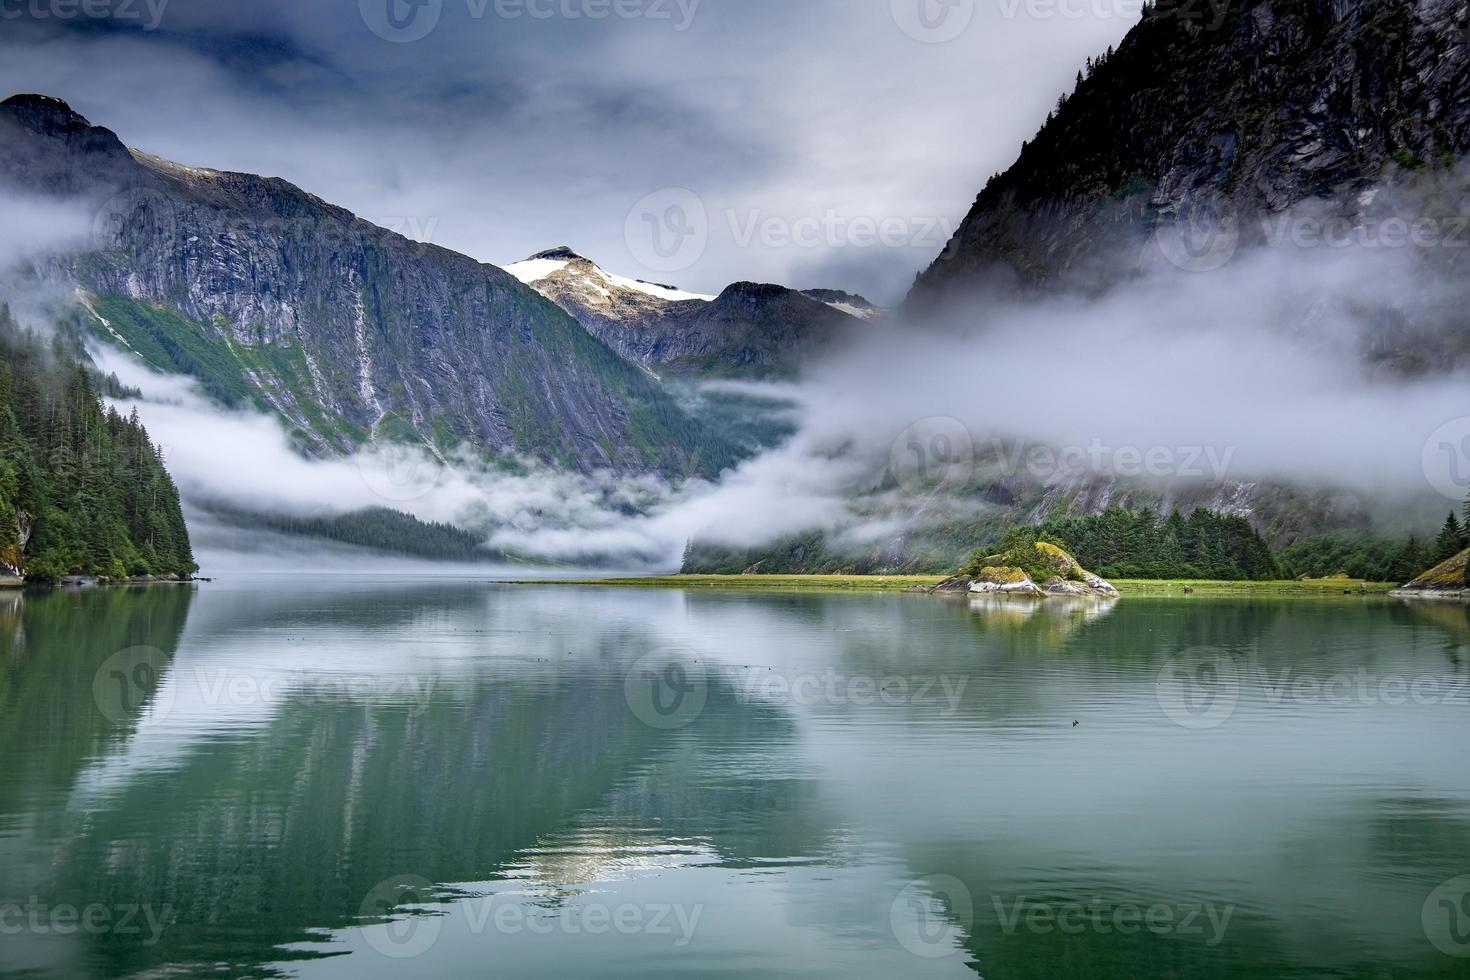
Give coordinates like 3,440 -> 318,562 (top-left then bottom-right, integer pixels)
0,96 -> 737,475
1391,548 -> 1470,599
507,248 -> 874,377
969,566 -> 1049,598
907,0 -> 1470,370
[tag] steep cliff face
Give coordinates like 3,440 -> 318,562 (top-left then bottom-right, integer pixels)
0,95 -> 737,476
508,247 -> 874,377
909,0 -> 1470,351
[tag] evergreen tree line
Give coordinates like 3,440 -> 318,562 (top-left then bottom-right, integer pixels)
1033,507 -> 1281,581
210,506 -> 501,563
1277,504 -> 1470,584
0,305 -> 195,581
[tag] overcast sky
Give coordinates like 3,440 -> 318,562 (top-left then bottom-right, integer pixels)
0,0 -> 1138,304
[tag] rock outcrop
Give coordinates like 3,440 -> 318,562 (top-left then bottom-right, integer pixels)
1391,548 -> 1470,600
964,542 -> 1120,599
969,566 -> 1049,598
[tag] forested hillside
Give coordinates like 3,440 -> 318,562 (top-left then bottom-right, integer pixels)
0,305 -> 195,581
1030,508 -> 1281,581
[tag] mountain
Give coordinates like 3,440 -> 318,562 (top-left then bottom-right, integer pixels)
0,303 -> 195,582
908,0 -> 1470,370
0,95 -> 739,477
506,247 -> 876,377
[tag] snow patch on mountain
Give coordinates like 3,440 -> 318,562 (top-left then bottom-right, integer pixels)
505,247 -> 716,304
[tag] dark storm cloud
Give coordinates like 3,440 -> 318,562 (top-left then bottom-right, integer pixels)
0,0 -> 1138,302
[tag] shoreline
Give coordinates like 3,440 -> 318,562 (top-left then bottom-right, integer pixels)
0,575 -> 203,591
508,575 -> 1400,596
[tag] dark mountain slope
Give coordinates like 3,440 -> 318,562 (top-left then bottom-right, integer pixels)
909,0 -> 1470,326
0,95 -> 738,476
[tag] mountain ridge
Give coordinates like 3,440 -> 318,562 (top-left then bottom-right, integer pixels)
0,94 -> 740,477
506,246 -> 878,377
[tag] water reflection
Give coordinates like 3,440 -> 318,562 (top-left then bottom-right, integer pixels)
0,583 -> 1466,979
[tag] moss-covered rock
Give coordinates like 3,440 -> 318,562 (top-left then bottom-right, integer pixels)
968,542 -> 1119,598
1391,548 -> 1470,599
970,566 -> 1047,598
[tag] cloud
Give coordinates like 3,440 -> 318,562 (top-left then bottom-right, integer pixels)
0,192 -> 93,270
89,192 -> 1469,574
0,1 -> 1138,303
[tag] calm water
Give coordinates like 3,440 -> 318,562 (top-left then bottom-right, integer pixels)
2,579 -> 1469,979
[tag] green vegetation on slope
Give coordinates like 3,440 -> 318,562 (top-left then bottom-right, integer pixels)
1394,547 -> 1470,593
83,295 -> 366,452
1278,529 -> 1432,583
0,305 -> 195,581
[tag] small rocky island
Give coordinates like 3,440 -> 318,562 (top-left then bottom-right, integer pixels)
1391,548 -> 1470,600
931,541 -> 1120,599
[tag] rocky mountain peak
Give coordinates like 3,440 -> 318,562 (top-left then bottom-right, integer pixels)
1,92 -> 138,194
527,245 -> 588,263
2,94 -> 94,133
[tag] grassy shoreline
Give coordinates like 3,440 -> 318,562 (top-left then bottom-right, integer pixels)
509,575 -> 1400,595
509,574 -> 948,593
1111,579 -> 1397,596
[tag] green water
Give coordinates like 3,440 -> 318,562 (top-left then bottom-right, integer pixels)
2,579 -> 1469,979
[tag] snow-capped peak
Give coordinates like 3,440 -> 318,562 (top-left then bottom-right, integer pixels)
505,247 -> 717,303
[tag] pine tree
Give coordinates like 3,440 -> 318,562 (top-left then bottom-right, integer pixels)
0,310 -> 196,581
1434,513 -> 1465,564
1394,536 -> 1428,584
